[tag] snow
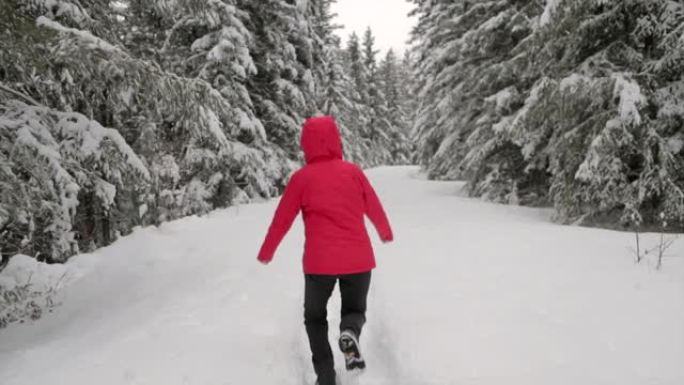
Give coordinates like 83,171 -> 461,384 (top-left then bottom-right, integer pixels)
657,80 -> 684,118
667,136 -> 684,154
36,17 -> 123,54
191,34 -> 213,52
1,167 -> 683,385
13,120 -> 81,229
56,111 -> 150,180
611,73 -> 646,126
152,155 -> 181,184
95,179 -> 117,209
227,141 -> 260,163
296,0 -> 309,13
39,0 -> 91,24
540,0 -> 561,27
138,203 -> 149,218
484,87 -> 516,113
560,73 -> 590,92
180,179 -> 212,216
15,125 -> 62,167
237,109 -> 266,140
491,78 -> 551,156
575,134 -> 606,182
492,115 -> 513,133
220,26 -> 249,47
0,206 -> 8,227
60,68 -> 74,85
207,40 -> 236,62
119,87 -> 134,106
0,255 -> 68,292
0,254 -> 96,328
199,106 -> 229,148
480,12 -> 508,32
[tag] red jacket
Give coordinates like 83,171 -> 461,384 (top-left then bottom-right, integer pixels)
257,116 -> 393,274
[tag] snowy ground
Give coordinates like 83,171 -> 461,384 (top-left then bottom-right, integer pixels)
1,166 -> 683,385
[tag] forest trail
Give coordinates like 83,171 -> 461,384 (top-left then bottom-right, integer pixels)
0,166 -> 683,385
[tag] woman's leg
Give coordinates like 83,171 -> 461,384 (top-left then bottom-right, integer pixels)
338,271 -> 372,337
304,274 -> 337,385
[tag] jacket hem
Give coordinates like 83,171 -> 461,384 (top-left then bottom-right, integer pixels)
303,265 -> 376,276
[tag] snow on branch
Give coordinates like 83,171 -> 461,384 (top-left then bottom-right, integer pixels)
0,83 -> 42,107
54,110 -> 150,180
611,73 -> 646,126
29,0 -> 92,24
1,101 -> 150,259
36,16 -> 123,54
539,0 -> 561,27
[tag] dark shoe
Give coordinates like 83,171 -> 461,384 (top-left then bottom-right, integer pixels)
338,330 -> 365,370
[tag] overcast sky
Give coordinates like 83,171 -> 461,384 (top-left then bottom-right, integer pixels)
330,0 -> 416,55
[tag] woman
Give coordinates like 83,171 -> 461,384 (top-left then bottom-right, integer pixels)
257,116 -> 394,385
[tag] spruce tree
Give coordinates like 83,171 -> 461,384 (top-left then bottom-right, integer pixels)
411,0 -> 684,229
0,0 -> 301,261
363,28 -> 395,165
239,0 -> 316,160
0,0 -> 414,264
380,49 -> 411,164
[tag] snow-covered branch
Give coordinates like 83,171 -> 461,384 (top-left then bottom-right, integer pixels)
0,83 -> 42,107
36,16 -> 123,54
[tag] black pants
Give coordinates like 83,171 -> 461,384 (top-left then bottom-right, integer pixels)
304,271 -> 371,385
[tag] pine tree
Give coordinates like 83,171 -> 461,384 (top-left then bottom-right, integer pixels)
123,0 -> 283,222
319,38 -> 369,163
363,28 -> 396,165
411,0 -> 538,180
0,0 -> 154,258
379,49 -> 411,163
0,0 -> 298,261
339,32 -> 375,164
410,0 -> 467,174
410,0 -> 684,229
308,0 -> 339,111
239,0 -> 316,160
344,32 -> 372,138
362,28 -> 383,135
400,51 -> 419,159
0,0 -> 415,264
0,100 -> 149,261
533,0 -> 684,228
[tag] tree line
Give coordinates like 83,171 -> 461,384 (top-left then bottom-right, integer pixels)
411,0 -> 684,231
0,0 -> 413,264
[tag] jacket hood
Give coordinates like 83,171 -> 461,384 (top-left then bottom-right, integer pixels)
300,116 -> 343,164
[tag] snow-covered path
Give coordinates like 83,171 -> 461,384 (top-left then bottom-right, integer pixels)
1,166 -> 683,385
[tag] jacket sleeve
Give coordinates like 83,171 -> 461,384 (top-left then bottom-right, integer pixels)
257,172 -> 303,263
357,168 -> 394,242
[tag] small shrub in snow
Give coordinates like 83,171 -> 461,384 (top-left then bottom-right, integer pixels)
631,212 -> 679,269
0,255 -> 66,328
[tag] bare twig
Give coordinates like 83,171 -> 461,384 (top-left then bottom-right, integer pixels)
634,229 -> 642,263
656,235 -> 677,270
629,216 -> 678,269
